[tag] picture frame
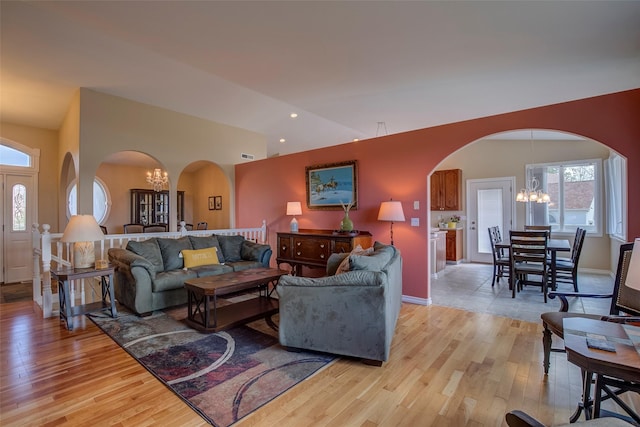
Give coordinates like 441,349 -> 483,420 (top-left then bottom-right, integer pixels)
214,196 -> 222,210
306,160 -> 358,210
208,196 -> 215,211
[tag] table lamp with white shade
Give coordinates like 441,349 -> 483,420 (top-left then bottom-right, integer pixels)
377,200 -> 405,246
625,238 -> 640,291
286,201 -> 302,232
60,215 -> 105,268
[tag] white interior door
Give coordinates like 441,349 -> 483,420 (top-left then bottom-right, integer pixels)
3,173 -> 36,283
466,177 -> 515,263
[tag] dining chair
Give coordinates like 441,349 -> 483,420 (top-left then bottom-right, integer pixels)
183,223 -> 194,231
143,224 -> 168,233
489,226 -> 509,286
123,223 -> 144,233
550,227 -> 586,292
509,230 -> 549,301
524,225 -> 551,237
541,242 -> 640,374
196,221 -> 208,230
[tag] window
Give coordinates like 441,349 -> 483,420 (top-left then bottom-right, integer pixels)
605,152 -> 627,241
67,178 -> 111,224
12,184 -> 27,231
0,145 -> 30,167
527,159 -> 602,234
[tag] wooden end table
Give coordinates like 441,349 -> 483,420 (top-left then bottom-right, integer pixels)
563,318 -> 640,423
184,268 -> 289,333
52,266 -> 118,330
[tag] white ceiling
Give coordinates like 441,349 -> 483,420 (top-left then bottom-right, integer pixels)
2,1 -> 639,157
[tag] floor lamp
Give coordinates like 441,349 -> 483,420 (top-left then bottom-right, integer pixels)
377,200 -> 405,246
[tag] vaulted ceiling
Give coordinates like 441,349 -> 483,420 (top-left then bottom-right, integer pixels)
2,1 -> 639,157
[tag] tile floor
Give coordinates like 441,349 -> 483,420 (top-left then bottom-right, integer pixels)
430,262 -> 614,323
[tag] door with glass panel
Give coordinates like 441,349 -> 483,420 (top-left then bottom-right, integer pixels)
2,174 -> 36,283
467,177 -> 515,263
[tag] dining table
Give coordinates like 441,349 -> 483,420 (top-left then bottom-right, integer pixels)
496,237 -> 571,291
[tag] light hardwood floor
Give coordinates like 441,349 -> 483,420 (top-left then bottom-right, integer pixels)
2,298 -> 637,426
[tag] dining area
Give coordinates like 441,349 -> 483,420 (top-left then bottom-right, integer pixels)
489,225 -> 586,302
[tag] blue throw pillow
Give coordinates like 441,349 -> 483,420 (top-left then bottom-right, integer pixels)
157,237 -> 192,271
216,234 -> 244,262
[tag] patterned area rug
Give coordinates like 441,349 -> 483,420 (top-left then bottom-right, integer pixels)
88,304 -> 335,426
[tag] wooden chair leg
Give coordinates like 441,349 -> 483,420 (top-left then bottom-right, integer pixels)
542,326 -> 552,374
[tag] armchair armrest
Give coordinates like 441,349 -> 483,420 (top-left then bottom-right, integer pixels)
601,315 -> 640,324
548,291 -> 612,312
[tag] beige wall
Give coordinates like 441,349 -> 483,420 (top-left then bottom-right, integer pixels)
0,122 -> 59,231
434,136 -> 611,271
76,89 -> 266,230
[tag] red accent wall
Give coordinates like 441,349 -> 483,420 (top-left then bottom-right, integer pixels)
236,89 -> 640,300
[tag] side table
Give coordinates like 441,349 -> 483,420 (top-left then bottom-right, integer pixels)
563,318 -> 640,423
52,266 -> 118,330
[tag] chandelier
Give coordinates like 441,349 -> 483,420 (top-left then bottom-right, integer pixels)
516,177 -> 550,203
146,168 -> 168,192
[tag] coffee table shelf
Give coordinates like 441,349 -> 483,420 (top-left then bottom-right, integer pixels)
184,268 -> 288,333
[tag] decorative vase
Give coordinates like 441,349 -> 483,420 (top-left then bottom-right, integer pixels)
448,221 -> 457,229
340,211 -> 354,231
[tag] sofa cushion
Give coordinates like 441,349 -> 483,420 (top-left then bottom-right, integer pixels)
152,269 -> 198,292
157,237 -> 193,271
217,235 -> 244,262
126,238 -> 164,274
182,247 -> 220,269
227,260 -> 265,272
350,245 -> 394,272
336,245 -> 373,275
188,235 -> 225,264
192,264 -> 233,277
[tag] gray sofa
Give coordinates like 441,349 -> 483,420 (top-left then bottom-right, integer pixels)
108,234 -> 272,315
276,241 -> 402,365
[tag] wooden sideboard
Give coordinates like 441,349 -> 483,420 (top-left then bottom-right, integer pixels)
277,229 -> 373,275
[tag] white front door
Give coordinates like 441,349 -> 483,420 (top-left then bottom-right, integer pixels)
2,173 -> 36,283
466,177 -> 515,263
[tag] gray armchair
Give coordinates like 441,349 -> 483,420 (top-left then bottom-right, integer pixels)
276,242 -> 402,366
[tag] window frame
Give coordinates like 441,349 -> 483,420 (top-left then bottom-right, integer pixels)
526,158 -> 602,236
605,152 -> 627,242
67,177 -> 112,225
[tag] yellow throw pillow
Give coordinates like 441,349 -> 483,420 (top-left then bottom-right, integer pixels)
182,247 -> 219,269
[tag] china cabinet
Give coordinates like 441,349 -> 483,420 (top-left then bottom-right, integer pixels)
130,189 -> 184,226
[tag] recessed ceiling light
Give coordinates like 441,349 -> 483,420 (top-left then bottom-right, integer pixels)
279,138 -> 286,143
353,138 -> 359,142
290,113 -> 298,118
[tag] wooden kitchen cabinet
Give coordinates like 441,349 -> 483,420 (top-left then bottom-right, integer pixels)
445,228 -> 463,263
430,169 -> 462,211
277,229 -> 372,276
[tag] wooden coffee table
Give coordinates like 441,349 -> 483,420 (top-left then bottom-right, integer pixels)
184,267 -> 289,332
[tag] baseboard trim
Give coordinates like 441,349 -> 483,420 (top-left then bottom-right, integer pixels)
402,295 -> 431,305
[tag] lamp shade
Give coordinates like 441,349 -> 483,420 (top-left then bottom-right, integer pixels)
625,238 -> 640,291
286,201 -> 302,216
61,215 -> 105,243
377,201 -> 405,222
61,215 -> 104,269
